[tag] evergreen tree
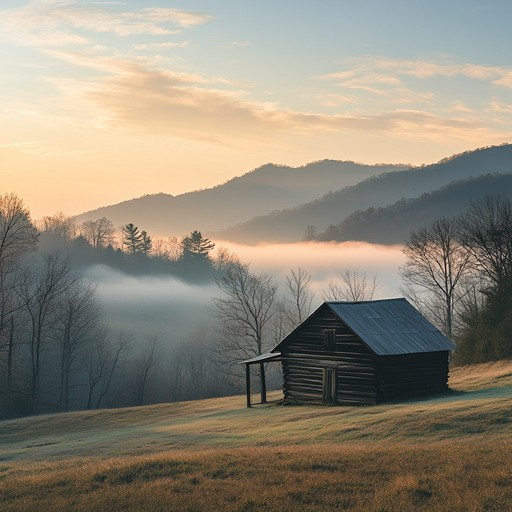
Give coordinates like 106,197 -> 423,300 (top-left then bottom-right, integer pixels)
140,231 -> 152,255
181,231 -> 215,261
122,223 -> 143,255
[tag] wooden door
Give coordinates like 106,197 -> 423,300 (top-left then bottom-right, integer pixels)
322,368 -> 337,404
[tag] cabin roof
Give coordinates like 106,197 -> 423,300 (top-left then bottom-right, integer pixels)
240,352 -> 282,364
274,298 -> 455,356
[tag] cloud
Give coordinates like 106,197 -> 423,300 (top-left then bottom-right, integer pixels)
39,50 -> 500,148
134,41 -> 190,51
325,57 -> 506,82
377,58 -> 505,80
0,1 -> 212,47
321,56 -> 512,105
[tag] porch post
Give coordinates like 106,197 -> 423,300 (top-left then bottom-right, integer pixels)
259,361 -> 267,404
246,363 -> 251,408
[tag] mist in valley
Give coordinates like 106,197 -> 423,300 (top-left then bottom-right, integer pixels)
86,241 -> 406,347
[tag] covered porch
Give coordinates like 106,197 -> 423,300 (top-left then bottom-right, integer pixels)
240,352 -> 282,407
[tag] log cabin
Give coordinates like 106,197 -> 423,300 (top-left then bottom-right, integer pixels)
242,298 -> 455,406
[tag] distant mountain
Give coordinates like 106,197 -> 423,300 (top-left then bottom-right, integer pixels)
216,144 -> 512,243
317,173 -> 512,244
75,160 -> 404,236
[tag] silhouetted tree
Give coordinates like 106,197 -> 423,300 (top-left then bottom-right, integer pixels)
122,223 -> 143,255
140,230 -> 152,255
459,195 -> 512,285
400,217 -> 472,338
323,270 -> 381,302
0,193 -> 38,267
0,194 -> 38,412
303,225 -> 318,241
182,230 -> 215,261
39,212 -> 77,240
129,338 -> 159,406
80,217 -> 115,248
55,280 -> 101,411
213,262 -> 278,403
85,330 -> 132,409
455,196 -> 512,362
17,254 -> 77,414
283,267 -> 314,327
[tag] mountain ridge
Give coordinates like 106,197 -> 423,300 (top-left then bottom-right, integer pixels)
215,144 -> 512,243
74,160 -> 406,235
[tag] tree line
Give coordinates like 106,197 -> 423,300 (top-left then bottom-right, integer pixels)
4,191 -> 507,419
1,193 -> 384,418
399,195 -> 512,364
0,194 -> 226,418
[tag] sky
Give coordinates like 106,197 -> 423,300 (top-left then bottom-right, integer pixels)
2,0 -> 512,218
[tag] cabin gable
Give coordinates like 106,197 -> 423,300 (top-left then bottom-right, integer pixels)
279,304 -> 378,405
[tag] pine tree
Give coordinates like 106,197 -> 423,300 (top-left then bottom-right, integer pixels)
181,230 -> 215,261
140,231 -> 152,255
122,223 -> 143,255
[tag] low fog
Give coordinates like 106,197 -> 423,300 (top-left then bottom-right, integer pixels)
85,241 -> 406,347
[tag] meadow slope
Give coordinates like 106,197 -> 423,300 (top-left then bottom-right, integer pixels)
1,361 -> 511,511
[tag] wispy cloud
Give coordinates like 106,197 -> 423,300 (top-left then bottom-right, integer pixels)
320,56 -> 512,109
324,57 -> 507,83
0,1 -> 212,47
134,41 -> 190,51
41,50 -> 497,148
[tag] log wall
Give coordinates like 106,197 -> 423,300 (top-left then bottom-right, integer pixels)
377,351 -> 450,402
281,306 -> 378,405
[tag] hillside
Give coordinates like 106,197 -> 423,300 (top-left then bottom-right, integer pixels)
1,361 -> 511,511
75,161 -> 403,236
320,173 -> 512,244
217,144 -> 512,243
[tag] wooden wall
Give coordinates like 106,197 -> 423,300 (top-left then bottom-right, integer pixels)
377,351 -> 450,402
281,306 -> 379,405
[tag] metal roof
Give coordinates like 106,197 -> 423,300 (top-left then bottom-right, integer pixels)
240,352 -> 282,365
325,298 -> 455,356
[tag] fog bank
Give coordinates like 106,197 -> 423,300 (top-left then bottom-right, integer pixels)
85,242 -> 406,346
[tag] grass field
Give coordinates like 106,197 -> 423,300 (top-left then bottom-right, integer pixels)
1,361 -> 511,511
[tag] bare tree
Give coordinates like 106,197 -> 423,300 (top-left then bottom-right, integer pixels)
152,236 -> 183,261
80,217 -> 115,248
323,269 -> 381,302
85,330 -> 132,409
17,254 -> 77,414
55,280 -> 101,411
0,193 -> 38,267
400,217 -> 472,338
213,262 -> 278,402
212,246 -> 240,272
39,212 -> 77,240
283,267 -> 314,327
129,338 -> 160,406
458,195 -> 512,285
0,194 -> 38,413
303,225 -> 318,241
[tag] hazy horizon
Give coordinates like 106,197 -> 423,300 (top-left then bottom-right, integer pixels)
3,1 -> 512,218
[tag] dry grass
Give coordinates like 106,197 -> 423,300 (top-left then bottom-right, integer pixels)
1,360 -> 511,511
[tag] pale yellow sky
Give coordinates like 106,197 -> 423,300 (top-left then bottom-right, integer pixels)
2,1 -> 512,219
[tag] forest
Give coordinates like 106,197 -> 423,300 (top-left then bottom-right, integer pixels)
1,191 -> 511,419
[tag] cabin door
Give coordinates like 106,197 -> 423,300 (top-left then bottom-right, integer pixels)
322,368 -> 337,404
